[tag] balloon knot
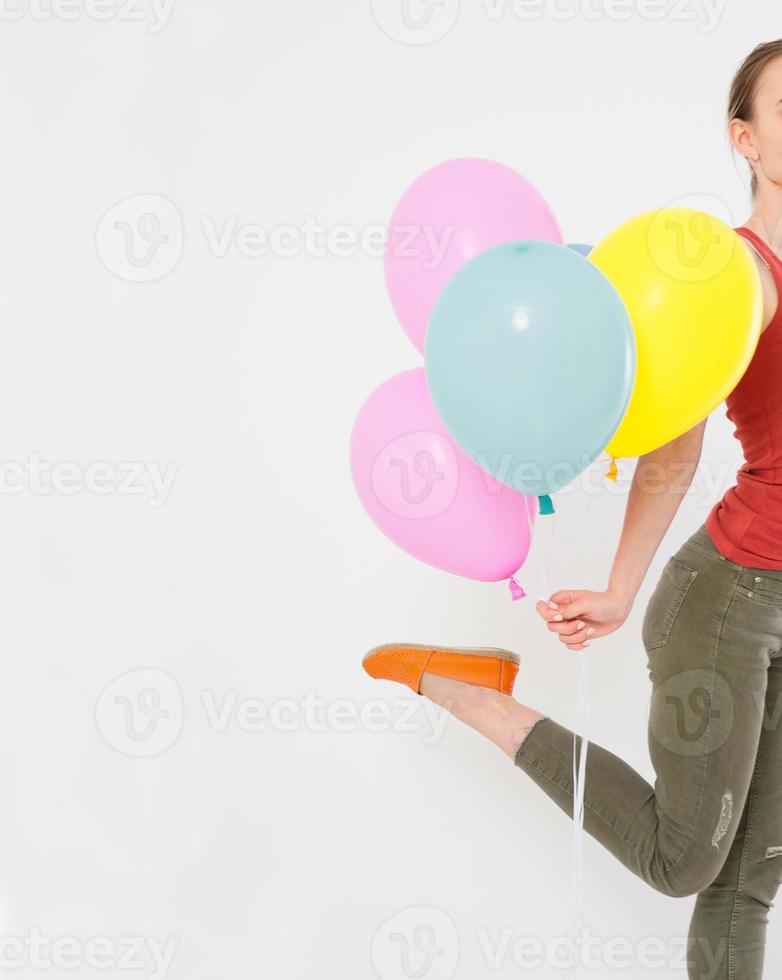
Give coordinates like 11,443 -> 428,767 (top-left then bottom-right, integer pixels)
508,577 -> 526,601
538,494 -> 555,515
605,456 -> 618,481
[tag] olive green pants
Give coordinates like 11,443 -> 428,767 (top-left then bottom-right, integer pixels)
515,521 -> 782,978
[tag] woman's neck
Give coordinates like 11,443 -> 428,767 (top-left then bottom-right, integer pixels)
745,188 -> 782,252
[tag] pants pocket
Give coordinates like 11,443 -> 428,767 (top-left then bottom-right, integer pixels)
642,555 -> 699,651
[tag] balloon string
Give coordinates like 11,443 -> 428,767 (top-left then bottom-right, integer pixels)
510,493 -> 556,600
539,497 -> 555,601
566,645 -> 590,979
522,489 -> 589,979
509,454 -> 617,597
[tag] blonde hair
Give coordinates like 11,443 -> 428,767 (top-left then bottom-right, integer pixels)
728,40 -> 782,198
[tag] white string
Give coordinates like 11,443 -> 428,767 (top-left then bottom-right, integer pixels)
538,501 -> 555,601
566,645 -> 590,978
525,493 -> 590,979
566,475 -> 596,979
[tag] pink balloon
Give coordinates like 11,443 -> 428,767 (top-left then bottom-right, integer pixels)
385,157 -> 564,353
349,368 -> 536,582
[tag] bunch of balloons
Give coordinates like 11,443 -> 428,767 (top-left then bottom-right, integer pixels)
350,157 -> 763,598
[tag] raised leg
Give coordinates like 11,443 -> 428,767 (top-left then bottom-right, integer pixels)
419,672 -> 548,759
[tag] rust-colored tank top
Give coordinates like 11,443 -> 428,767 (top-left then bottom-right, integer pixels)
705,225 -> 782,568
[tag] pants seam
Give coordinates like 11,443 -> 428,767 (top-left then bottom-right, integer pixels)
727,895 -> 743,980
654,578 -> 740,879
728,757 -> 762,980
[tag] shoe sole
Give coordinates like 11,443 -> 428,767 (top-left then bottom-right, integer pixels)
362,642 -> 520,666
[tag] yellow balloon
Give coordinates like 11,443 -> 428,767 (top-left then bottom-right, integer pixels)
590,207 -> 763,461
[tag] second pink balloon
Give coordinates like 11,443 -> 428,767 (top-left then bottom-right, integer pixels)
384,157 -> 564,353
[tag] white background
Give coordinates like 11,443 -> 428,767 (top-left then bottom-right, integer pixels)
0,1 -> 777,978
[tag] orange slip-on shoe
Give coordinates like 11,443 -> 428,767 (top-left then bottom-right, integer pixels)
362,642 -> 520,696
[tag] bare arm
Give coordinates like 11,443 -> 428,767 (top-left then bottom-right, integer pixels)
606,416 -> 708,614
535,416 -> 708,650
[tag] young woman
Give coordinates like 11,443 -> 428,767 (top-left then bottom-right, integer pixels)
363,40 -> 782,980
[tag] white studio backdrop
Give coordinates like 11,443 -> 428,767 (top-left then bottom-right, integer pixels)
0,1 -> 775,978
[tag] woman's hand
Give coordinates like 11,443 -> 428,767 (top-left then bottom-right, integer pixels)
535,589 -> 631,651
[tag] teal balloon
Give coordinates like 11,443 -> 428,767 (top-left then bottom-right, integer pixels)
424,240 -> 636,496
568,242 -> 593,256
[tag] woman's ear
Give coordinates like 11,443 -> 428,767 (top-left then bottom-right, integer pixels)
728,116 -> 759,163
